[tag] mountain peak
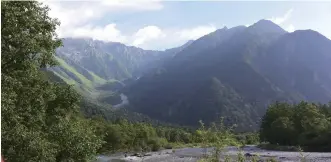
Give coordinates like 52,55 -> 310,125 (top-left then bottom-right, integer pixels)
249,19 -> 286,34
255,19 -> 275,24
287,29 -> 331,44
292,29 -> 325,38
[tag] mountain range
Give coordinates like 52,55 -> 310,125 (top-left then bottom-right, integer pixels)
48,20 -> 331,130
50,37 -> 192,105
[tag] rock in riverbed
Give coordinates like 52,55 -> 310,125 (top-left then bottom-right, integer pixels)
96,145 -> 331,162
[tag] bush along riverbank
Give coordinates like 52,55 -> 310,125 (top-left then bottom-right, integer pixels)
259,101 -> 331,152
92,102 -> 331,158
90,117 -> 255,155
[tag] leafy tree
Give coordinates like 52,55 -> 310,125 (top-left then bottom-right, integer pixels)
1,1 -> 102,161
259,102 -> 294,144
260,101 -> 331,151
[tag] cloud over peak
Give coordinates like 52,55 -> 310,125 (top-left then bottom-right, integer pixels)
267,9 -> 295,32
268,9 -> 293,25
45,1 -> 217,50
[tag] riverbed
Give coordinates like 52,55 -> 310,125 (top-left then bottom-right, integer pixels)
95,145 -> 331,162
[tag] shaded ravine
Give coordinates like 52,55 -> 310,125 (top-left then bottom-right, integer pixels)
112,76 -> 140,109
95,145 -> 331,162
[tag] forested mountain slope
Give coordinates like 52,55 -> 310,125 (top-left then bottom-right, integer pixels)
125,20 -> 331,130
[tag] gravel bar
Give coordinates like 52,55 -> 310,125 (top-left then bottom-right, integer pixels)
96,145 -> 331,162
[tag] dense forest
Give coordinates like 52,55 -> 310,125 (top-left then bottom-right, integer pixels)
260,101 -> 331,152
1,1 -> 331,162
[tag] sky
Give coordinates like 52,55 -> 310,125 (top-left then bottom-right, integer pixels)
44,0 -> 331,50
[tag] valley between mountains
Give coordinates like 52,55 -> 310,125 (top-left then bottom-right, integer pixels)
49,19 -> 331,131
3,2 -> 331,161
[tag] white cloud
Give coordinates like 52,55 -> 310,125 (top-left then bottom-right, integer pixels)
286,24 -> 295,32
268,9 -> 293,25
132,26 -> 166,46
55,22 -> 216,50
44,0 -> 164,38
135,25 -> 217,50
44,0 -> 216,50
71,24 -> 127,43
266,9 -> 297,32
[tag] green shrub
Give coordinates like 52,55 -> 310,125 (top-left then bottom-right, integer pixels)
148,138 -> 166,151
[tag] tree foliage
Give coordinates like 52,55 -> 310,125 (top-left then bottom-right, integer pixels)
1,1 -> 102,161
90,117 -> 191,153
260,101 -> 331,151
87,116 -> 244,155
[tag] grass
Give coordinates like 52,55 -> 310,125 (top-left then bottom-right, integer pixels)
52,56 -> 132,104
54,56 -> 115,100
88,70 -> 106,84
55,56 -> 93,88
54,57 -> 127,99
